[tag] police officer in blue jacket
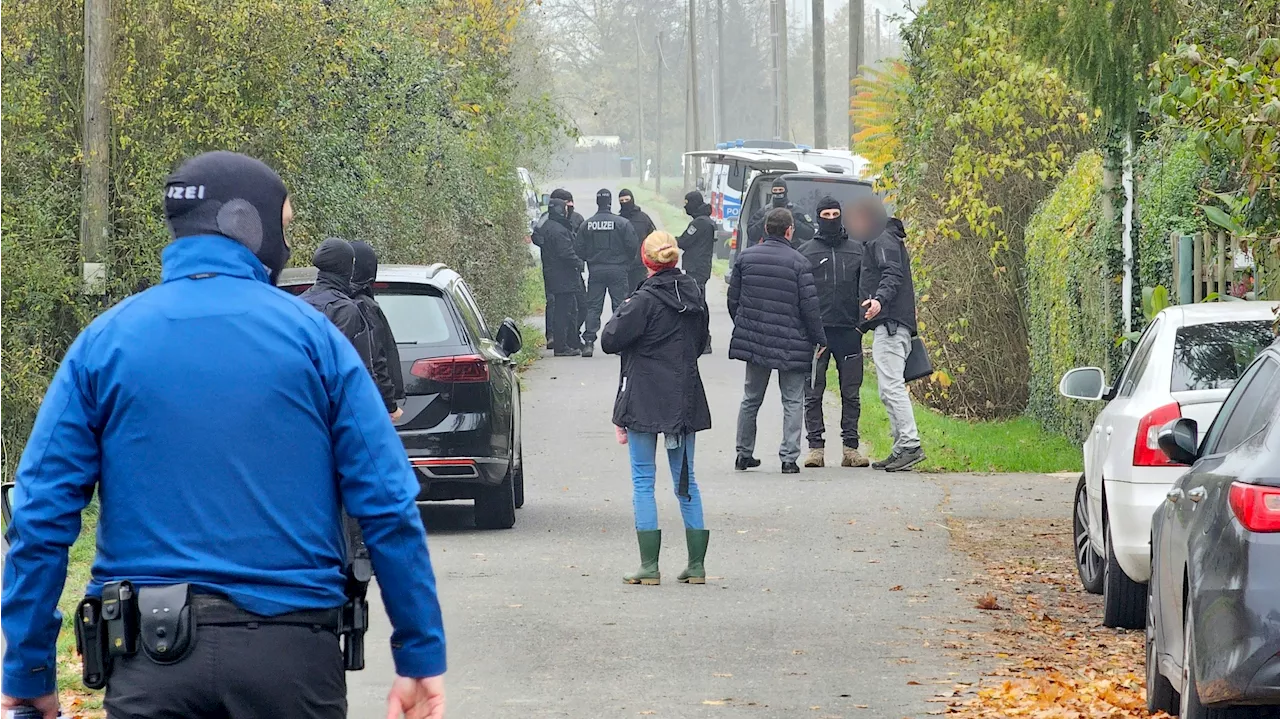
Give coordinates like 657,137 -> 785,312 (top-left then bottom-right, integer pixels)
0,152 -> 447,719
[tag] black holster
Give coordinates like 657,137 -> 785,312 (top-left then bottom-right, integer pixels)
341,512 -> 372,671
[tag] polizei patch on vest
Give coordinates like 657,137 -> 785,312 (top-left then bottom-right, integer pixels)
586,220 -> 615,231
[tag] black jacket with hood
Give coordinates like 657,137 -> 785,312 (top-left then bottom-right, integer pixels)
859,217 -> 918,335
300,238 -> 374,372
574,209 -> 641,269
797,197 -> 865,330
351,241 -> 404,410
534,199 -> 586,294
678,191 -> 717,284
602,268 -> 712,437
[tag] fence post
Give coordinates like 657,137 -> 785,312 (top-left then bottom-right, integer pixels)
1216,231 -> 1226,299
1170,231 -> 1181,302
1193,231 -> 1204,302
1178,233 -> 1194,305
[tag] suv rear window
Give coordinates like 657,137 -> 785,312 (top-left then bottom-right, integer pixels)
749,176 -> 874,224
1171,320 -> 1275,391
376,292 -> 458,346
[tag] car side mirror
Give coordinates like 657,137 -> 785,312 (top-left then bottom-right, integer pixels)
1058,367 -> 1107,401
496,318 -> 523,357
2,481 -> 14,530
539,193 -> 549,208
1158,418 -> 1200,466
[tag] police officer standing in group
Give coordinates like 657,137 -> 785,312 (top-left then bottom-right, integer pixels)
617,188 -> 657,292
1,152 -> 447,719
746,178 -> 815,247
351,240 -> 406,418
575,188 -> 640,357
540,197 -> 588,356
534,188 -> 586,351
797,196 -> 870,469
679,190 -> 717,354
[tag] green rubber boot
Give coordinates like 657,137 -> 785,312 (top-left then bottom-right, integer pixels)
677,529 -> 710,584
623,529 -> 662,585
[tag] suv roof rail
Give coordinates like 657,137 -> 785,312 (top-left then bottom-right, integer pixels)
424,262 -> 449,278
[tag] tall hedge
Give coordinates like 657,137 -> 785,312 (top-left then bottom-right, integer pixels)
1134,131 -> 1211,293
1025,152 -> 1127,443
1,0 -> 563,477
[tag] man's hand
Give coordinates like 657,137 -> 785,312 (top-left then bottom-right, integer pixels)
390,407 -> 404,422
814,345 -> 827,359
861,298 -> 882,321
386,675 -> 445,719
2,692 -> 60,719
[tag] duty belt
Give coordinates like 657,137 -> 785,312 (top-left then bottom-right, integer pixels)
193,594 -> 343,631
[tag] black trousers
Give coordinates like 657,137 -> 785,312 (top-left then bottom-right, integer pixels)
105,623 -> 345,719
582,265 -> 629,344
544,290 -> 555,345
552,291 -> 585,350
804,326 -> 864,449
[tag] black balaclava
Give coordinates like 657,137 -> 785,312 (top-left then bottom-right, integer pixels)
847,195 -> 889,244
164,151 -> 290,284
548,198 -> 572,229
596,188 -> 612,212
551,188 -> 575,218
350,241 -> 378,296
770,178 -> 789,208
816,196 -> 845,240
618,188 -> 637,217
313,237 -> 355,291
684,190 -> 710,218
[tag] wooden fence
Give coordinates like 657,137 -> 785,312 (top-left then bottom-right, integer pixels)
1170,229 -> 1241,303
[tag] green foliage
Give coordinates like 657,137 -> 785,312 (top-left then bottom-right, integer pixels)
1,0 -> 565,478
895,1 -> 1093,418
1134,130 -> 1212,291
1025,152 -> 1126,443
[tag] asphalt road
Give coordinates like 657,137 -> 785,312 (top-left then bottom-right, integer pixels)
348,275 -> 1074,718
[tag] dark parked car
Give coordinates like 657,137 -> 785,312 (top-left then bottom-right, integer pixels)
280,263 -> 525,529
731,171 -> 877,267
1146,339 -> 1280,718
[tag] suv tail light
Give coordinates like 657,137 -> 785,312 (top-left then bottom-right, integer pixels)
1229,483 -> 1280,533
410,355 -> 490,383
729,230 -> 738,250
1133,402 -> 1182,467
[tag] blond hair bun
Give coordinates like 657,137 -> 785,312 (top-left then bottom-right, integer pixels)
643,231 -> 680,266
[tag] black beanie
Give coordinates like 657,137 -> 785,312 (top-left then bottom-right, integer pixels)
164,151 -> 290,284
313,237 -> 355,279
550,188 -> 573,202
596,188 -> 612,209
350,240 -> 378,289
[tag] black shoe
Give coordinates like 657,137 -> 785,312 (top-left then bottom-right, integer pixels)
581,343 -> 594,358
781,462 -> 800,474
553,348 -> 582,357
884,447 -> 925,472
871,452 -> 900,470
702,343 -> 712,355
734,455 -> 761,471
546,341 -> 556,352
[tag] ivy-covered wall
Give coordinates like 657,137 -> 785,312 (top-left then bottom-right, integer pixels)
1134,130 -> 1211,294
1024,152 -> 1127,443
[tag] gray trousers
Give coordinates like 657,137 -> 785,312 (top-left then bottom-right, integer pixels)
736,362 -> 806,463
105,624 -> 345,719
872,324 -> 921,454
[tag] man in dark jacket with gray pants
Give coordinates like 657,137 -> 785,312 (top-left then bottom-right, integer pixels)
856,203 -> 925,472
728,208 -> 827,473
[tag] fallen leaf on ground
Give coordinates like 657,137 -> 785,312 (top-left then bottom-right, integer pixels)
907,525 -> 923,531
975,594 -> 1000,610
890,585 -> 904,591
713,673 -> 733,678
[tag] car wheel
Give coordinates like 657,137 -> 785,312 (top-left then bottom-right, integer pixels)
1102,514 -> 1147,629
514,439 -> 525,510
1146,575 -> 1178,713
475,474 -> 516,530
1073,475 -> 1104,594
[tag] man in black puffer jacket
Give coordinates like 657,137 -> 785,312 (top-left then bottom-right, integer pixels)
618,188 -> 657,292
728,208 -> 827,474
796,197 -> 868,469
856,202 -> 924,472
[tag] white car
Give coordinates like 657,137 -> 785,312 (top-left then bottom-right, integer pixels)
1059,301 -> 1277,629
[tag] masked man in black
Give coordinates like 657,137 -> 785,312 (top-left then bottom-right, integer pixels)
746,178 -> 815,248
679,191 -> 718,355
534,189 -> 586,351
797,197 -> 868,468
301,238 -> 374,372
350,241 -> 405,421
574,188 -> 640,357
618,188 -> 657,293
540,198 -> 588,356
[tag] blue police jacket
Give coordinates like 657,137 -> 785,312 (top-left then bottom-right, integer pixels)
1,234 -> 446,698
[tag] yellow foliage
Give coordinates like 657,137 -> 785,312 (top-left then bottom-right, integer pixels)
850,60 -> 909,181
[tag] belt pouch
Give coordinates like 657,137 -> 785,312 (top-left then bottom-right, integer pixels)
138,584 -> 196,664
101,580 -> 138,657
74,597 -> 108,689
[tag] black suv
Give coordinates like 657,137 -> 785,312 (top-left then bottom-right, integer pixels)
731,171 -> 877,268
280,264 -> 525,529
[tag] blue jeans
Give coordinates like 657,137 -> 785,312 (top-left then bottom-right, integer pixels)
626,431 -> 705,531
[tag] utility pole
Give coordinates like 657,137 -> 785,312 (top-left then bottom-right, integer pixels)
81,0 -> 111,294
770,0 -> 782,139
778,0 -> 790,141
874,8 -> 881,63
848,0 -> 863,145
656,32 -> 665,195
716,0 -> 726,141
636,20 -> 645,183
812,0 -> 827,148
687,0 -> 702,191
